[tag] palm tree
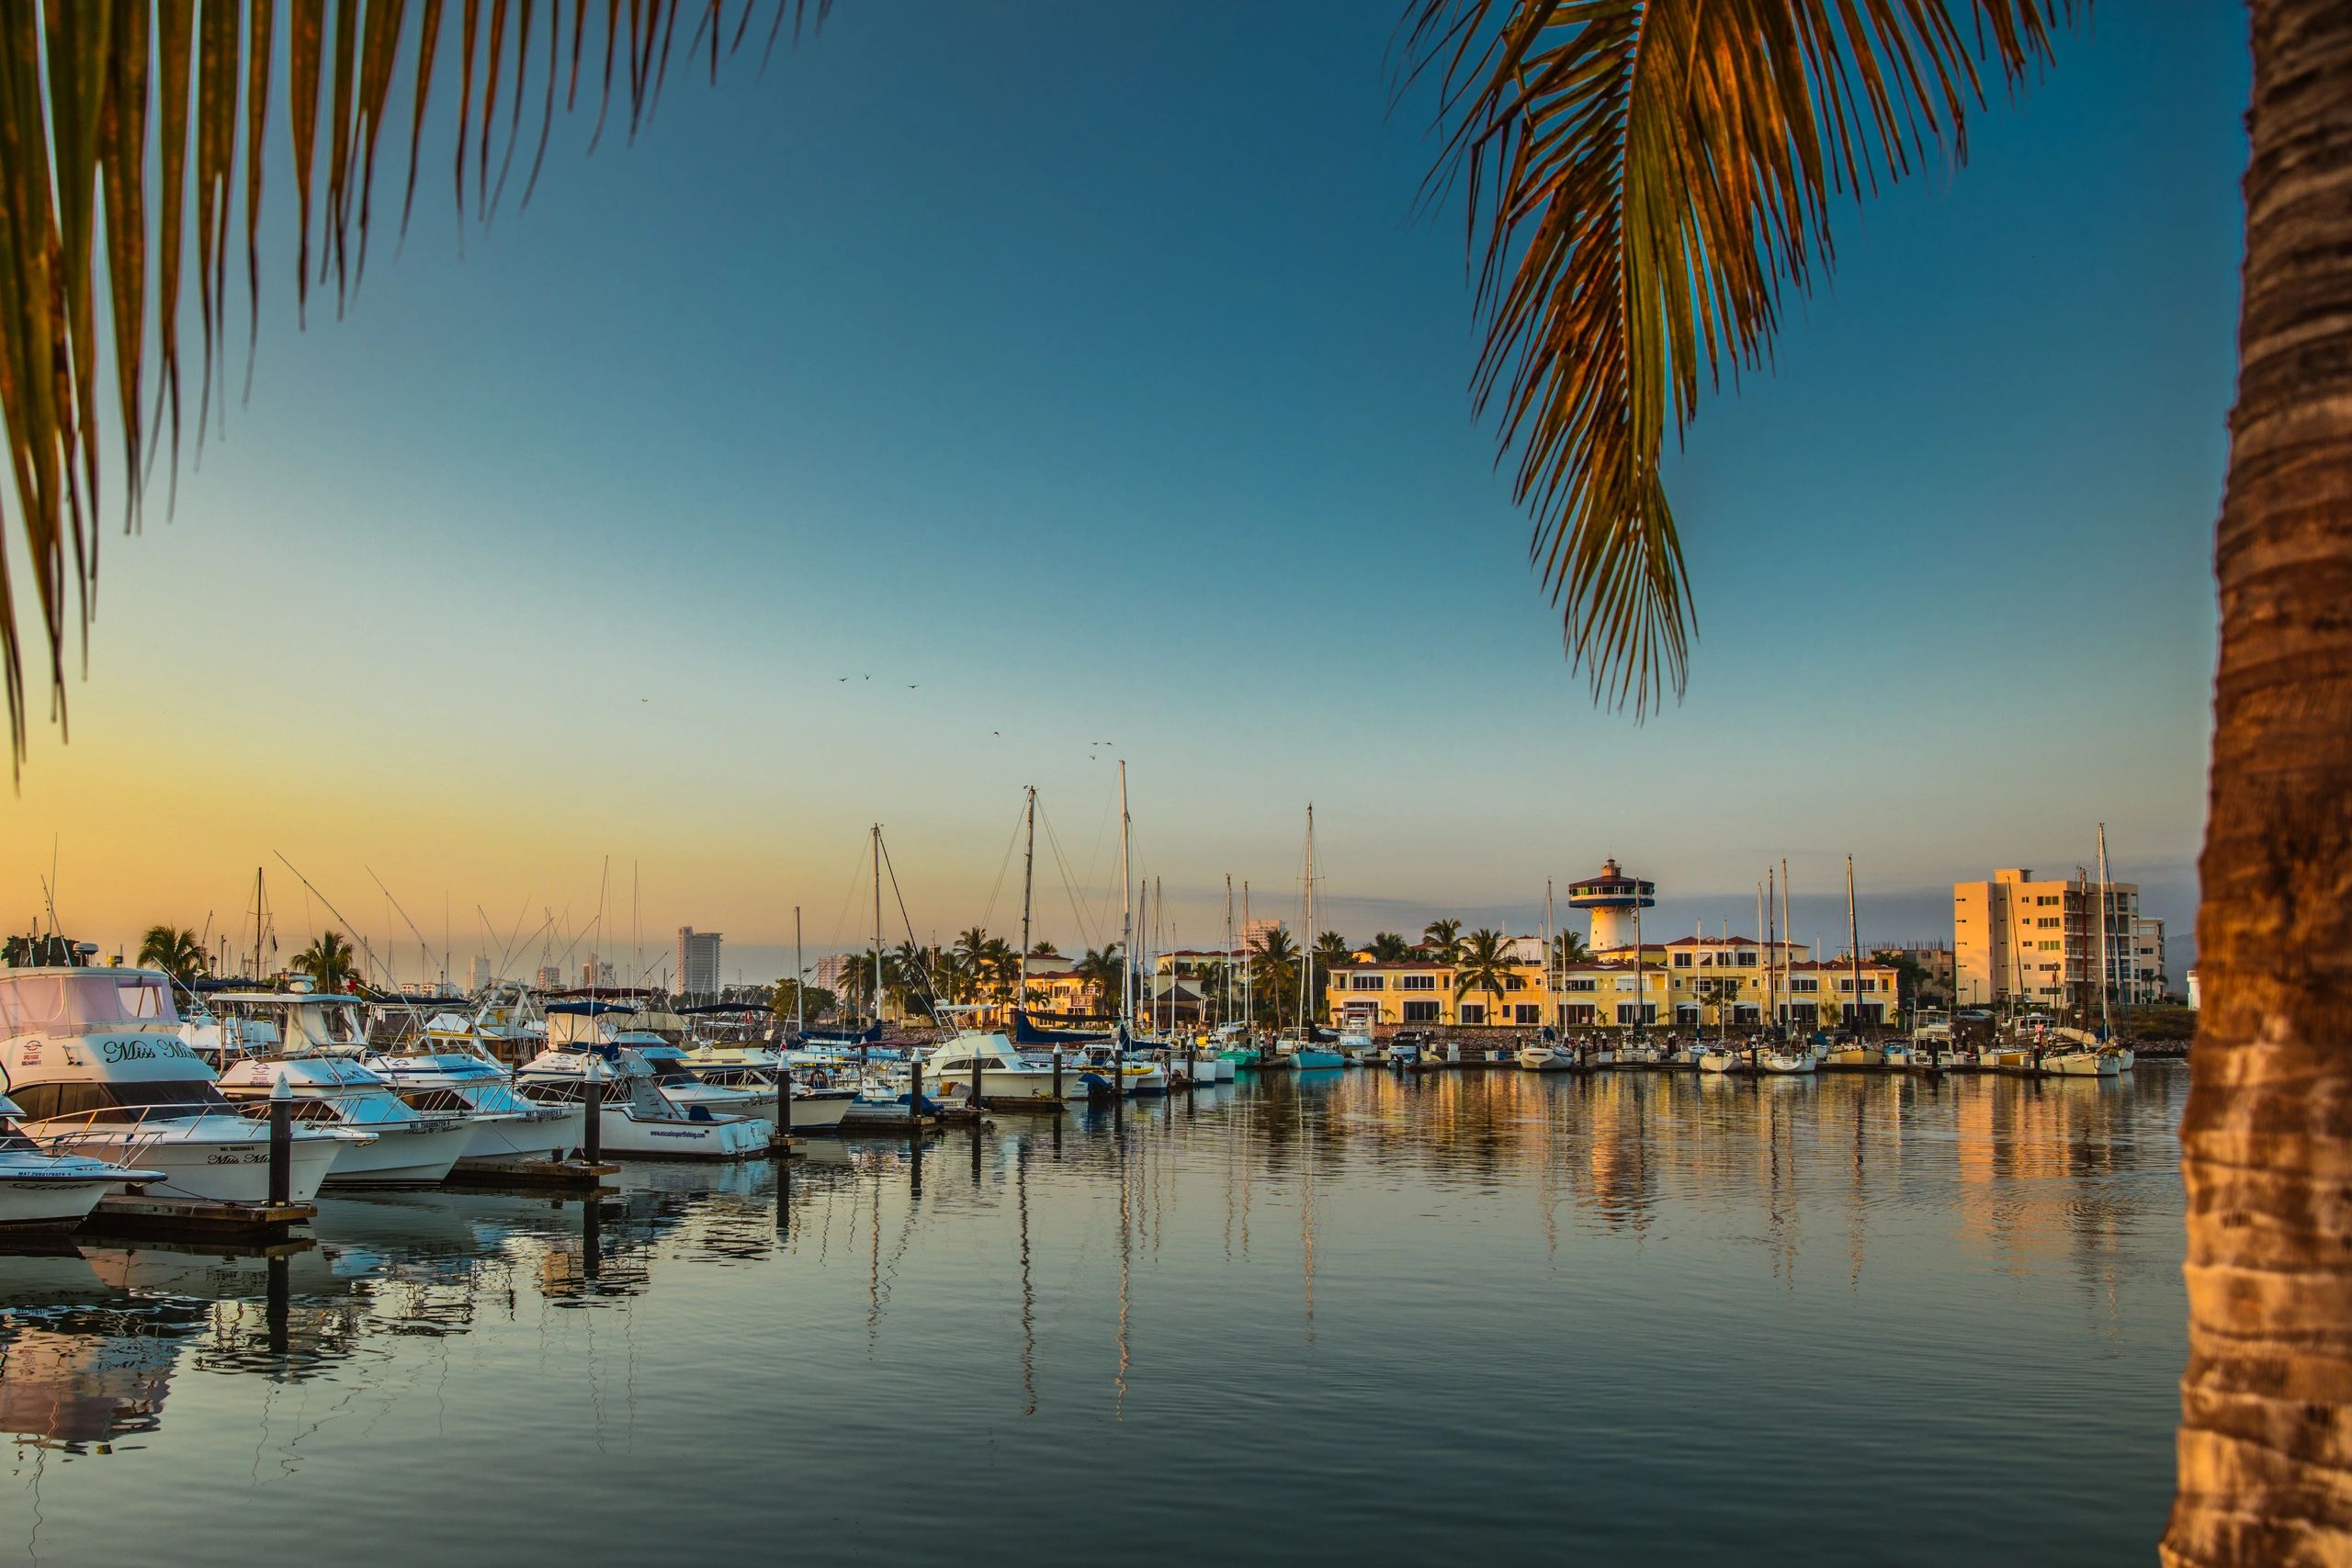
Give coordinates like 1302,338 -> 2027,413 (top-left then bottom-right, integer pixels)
952,927 -> 994,1000
1369,931 -> 1412,963
1311,931 -> 1354,1022
290,931 -> 359,991
1550,931 -> 1591,971
1249,927 -> 1302,1025
1072,945 -> 1125,1014
137,925 -> 208,986
1452,928 -> 1516,1026
8,9 -> 2347,1546
1421,919 -> 1464,964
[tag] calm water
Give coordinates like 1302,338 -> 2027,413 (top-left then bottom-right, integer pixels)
2,1066 -> 2187,1565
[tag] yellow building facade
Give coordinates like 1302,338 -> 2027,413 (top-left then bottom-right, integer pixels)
1325,937 -> 1904,1030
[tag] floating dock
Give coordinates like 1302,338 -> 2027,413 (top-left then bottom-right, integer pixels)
444,1157 -> 621,1192
80,1192 -> 315,1245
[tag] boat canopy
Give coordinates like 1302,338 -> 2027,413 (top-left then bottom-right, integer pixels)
0,968 -> 180,1033
1009,1010 -> 1112,1047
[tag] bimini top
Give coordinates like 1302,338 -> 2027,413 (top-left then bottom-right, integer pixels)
207,989 -> 368,1053
1566,858 -> 1656,908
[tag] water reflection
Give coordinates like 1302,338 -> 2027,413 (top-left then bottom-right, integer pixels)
0,1067 -> 2188,1566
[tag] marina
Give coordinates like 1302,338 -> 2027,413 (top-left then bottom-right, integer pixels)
0,1064 -> 2187,1566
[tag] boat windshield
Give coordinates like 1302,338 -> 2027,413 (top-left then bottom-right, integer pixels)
0,973 -> 180,1033
10,1077 -> 232,1122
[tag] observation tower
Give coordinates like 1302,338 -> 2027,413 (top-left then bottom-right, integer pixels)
1566,858 -> 1655,953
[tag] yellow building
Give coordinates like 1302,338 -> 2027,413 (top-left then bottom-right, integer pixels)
1325,936 -> 1903,1031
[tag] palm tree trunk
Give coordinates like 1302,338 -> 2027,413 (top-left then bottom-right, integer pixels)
2165,5 -> 2352,1562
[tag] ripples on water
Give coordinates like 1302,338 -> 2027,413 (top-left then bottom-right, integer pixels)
0,1067 -> 2187,1565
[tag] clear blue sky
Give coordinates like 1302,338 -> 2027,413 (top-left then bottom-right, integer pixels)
6,3 -> 2247,980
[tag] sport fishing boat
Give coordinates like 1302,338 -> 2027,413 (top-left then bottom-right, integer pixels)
684,1039 -> 860,1130
922,1032 -> 1097,1103
632,1040 -> 777,1114
0,964 -> 351,1202
217,1053 -> 480,1185
352,1012 -> 583,1163
0,1094 -> 163,1230
519,1006 -> 766,1152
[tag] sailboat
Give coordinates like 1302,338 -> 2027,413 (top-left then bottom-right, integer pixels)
1277,807 -> 1346,1071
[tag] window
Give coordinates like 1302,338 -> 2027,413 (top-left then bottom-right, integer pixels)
1736,952 -> 1758,966
1348,975 -> 1385,991
1398,974 -> 1437,992
1503,974 -> 1525,991
1562,1004 -> 1596,1025
1513,1004 -> 1541,1025
1565,978 -> 1596,993
1458,1003 -> 1487,1025
1790,977 -> 1818,993
1613,976 -> 1636,992
1402,1000 -> 1440,1023
1673,952 -> 1693,968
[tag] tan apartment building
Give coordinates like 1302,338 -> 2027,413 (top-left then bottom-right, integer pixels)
1953,867 -> 2141,1011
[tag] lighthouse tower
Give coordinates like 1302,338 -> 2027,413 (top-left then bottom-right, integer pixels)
1566,858 -> 1656,953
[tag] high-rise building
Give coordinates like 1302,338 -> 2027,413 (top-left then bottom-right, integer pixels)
2131,917 -> 2168,1002
534,965 -> 562,990
678,928 -> 723,1000
1953,868 -> 2140,1011
578,956 -> 616,989
467,955 -> 494,991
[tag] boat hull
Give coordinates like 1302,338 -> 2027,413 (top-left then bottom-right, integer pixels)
324,1120 -> 478,1185
0,1172 -> 120,1230
458,1105 -> 582,1163
597,1108 -> 767,1159
36,1121 -> 344,1203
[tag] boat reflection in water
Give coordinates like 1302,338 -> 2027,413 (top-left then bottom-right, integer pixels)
0,1069 -> 2187,1566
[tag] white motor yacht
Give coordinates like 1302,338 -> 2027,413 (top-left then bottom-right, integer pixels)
0,965 -> 350,1202
923,1032 -> 1085,1103
0,1094 -> 163,1230
517,1007 -> 766,1158
355,1013 -> 583,1162
217,1054 -> 481,1184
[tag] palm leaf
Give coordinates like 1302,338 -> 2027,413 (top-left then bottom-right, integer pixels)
0,0 -> 827,776
1405,0 -> 2069,715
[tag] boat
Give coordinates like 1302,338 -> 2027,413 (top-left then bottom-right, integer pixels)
0,1094 -> 163,1230
1279,1034 -> 1347,1071
0,963 -> 352,1202
217,1054 -> 481,1184
1516,1042 -> 1578,1071
516,1046 -> 768,1158
356,1012 -> 585,1162
2044,1044 -> 2122,1077
209,989 -> 492,1184
922,1031 -> 1092,1103
1696,1044 -> 1737,1074
1756,1043 -> 1817,1075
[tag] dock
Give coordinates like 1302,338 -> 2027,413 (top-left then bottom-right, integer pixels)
80,1192 -> 316,1245
444,1157 -> 621,1192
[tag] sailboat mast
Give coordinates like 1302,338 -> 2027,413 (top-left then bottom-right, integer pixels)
1766,868 -> 1778,1029
1224,874 -> 1234,1030
1018,786 -> 1037,1024
2096,822 -> 2115,1040
1545,878 -> 1555,1022
872,825 -> 884,1028
1242,881 -> 1252,1028
1118,761 -> 1133,1034
1300,806 -> 1315,1034
1154,875 -> 1164,1034
1781,859 -> 1792,1032
794,905 -> 805,1036
1847,855 -> 1863,1032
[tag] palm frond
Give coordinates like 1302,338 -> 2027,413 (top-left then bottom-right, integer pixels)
1405,0 -> 2069,715
0,0 -> 825,775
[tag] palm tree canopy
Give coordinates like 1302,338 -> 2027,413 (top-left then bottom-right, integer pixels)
1550,931 -> 1591,968
1453,928 -> 1517,1000
0,0 -> 821,770
1369,931 -> 1411,963
291,930 -> 358,988
1406,0 -> 2065,712
137,923 -> 206,983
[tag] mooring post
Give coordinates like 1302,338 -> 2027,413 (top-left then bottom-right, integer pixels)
973,1043 -> 985,1113
778,1060 -> 794,1139
1052,1048 -> 1063,1101
910,1052 -> 925,1134
583,1077 -> 604,1166
268,1071 -> 292,1207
